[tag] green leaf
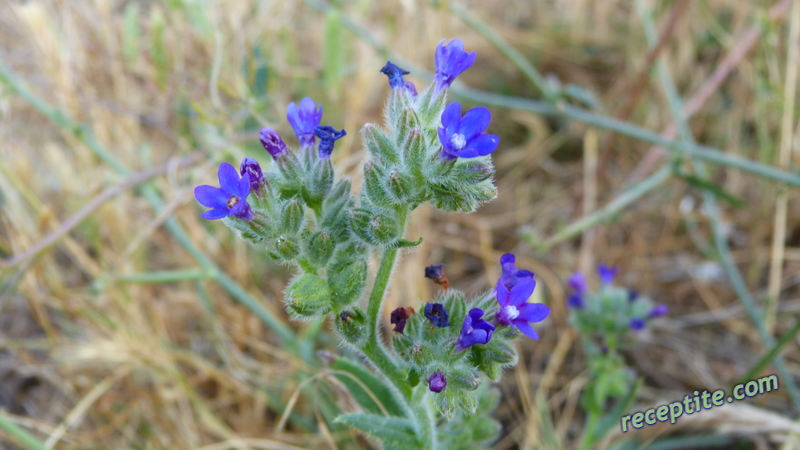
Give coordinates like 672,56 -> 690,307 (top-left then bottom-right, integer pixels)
330,357 -> 406,417
673,167 -> 745,208
334,413 -> 420,449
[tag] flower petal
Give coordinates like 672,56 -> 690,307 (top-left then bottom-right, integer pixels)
457,134 -> 499,158
238,172 -> 251,198
200,208 -> 229,220
507,275 -> 536,306
194,185 -> 227,209
517,303 -> 550,323
441,102 -> 462,136
515,321 -> 540,340
458,106 -> 491,140
217,163 -> 240,195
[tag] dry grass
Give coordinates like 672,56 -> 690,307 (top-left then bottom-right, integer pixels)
1,0 -> 800,448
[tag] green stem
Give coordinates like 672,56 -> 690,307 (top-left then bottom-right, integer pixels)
541,165 -> 671,249
0,414 -> 47,450
580,412 -> 599,450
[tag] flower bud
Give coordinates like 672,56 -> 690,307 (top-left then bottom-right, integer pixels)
284,273 -> 331,318
327,254 -> 368,308
306,230 -> 335,268
349,208 -> 401,246
280,197 -> 304,235
274,235 -> 300,260
240,157 -> 265,193
362,124 -> 398,163
385,168 -> 414,205
335,307 -> 367,345
396,107 -> 421,145
362,160 -> 392,206
259,128 -> 288,159
428,371 -> 447,393
403,129 -> 427,180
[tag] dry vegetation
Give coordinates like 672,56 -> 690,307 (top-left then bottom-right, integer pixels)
1,0 -> 800,448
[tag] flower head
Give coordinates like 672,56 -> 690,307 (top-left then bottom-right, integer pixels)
287,98 -> 323,148
494,254 -> 550,339
428,371 -> 447,393
239,157 -> 264,193
649,304 -> 668,318
567,294 -> 584,309
423,302 -> 451,327
597,264 -> 619,285
424,263 -> 449,289
434,38 -> 476,92
259,128 -> 287,159
314,126 -> 346,159
456,308 -> 495,350
630,317 -> 646,331
390,306 -> 414,333
568,273 -> 588,294
194,162 -> 255,221
379,61 -> 409,89
438,102 -> 499,160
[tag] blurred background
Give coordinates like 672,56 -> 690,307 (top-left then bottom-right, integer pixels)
1,0 -> 800,448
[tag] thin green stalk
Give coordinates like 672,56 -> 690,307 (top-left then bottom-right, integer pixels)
0,58 -> 299,353
448,2 -> 558,104
110,268 -> 212,283
741,319 -> 800,383
0,414 -> 47,450
637,0 -> 800,410
540,165 -> 671,249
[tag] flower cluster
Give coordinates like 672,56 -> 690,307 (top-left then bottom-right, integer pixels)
391,253 -> 549,418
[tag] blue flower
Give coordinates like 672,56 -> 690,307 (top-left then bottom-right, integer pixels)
456,308 -> 495,350
379,61 -> 409,89
194,162 -> 254,221
628,290 -> 639,303
630,317 -> 646,331
434,38 -> 476,92
438,102 -> 499,160
239,157 -> 264,193
566,272 -> 587,309
567,294 -> 584,309
424,302 -> 451,327
649,304 -> 668,318
494,254 -> 550,339
428,371 -> 446,393
287,97 -> 323,148
259,128 -> 287,159
314,125 -> 346,159
597,264 -> 619,285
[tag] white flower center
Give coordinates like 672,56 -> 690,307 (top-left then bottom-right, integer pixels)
450,133 -> 466,150
504,305 -> 520,321
227,195 -> 239,209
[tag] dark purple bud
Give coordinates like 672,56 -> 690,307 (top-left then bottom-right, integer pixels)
390,306 -> 414,333
567,293 -> 584,309
627,290 -> 639,303
424,263 -> 450,289
314,125 -> 346,159
428,371 -> 447,393
456,308 -> 495,350
240,157 -> 264,193
630,318 -> 646,331
259,128 -> 287,159
434,38 -> 476,93
379,61 -> 410,89
649,304 -> 668,318
423,302 -> 451,327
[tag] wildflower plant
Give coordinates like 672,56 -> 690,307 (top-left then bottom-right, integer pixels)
194,39 -> 550,448
566,265 -> 667,448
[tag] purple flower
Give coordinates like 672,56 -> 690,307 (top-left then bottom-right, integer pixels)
287,98 -> 323,148
630,317 -> 646,331
428,371 -> 446,393
456,308 -> 495,350
194,162 -> 255,221
239,157 -> 264,193
628,290 -> 639,303
494,255 -> 550,339
597,264 -> 619,285
424,303 -> 451,327
438,102 -> 499,160
567,294 -> 584,309
568,273 -> 587,294
380,61 -> 409,89
390,307 -> 414,333
259,128 -> 287,159
649,304 -> 668,318
424,263 -> 446,281
434,38 -> 476,92
314,125 -> 346,159
403,81 -> 418,97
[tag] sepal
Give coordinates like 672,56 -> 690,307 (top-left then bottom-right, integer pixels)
284,273 -> 331,318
